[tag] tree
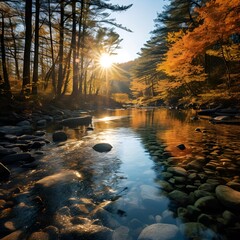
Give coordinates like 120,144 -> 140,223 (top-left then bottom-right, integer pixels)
22,0 -> 32,95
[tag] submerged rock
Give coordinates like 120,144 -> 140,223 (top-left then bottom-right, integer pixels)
60,224 -> 113,240
138,223 -> 179,240
34,170 -> 82,212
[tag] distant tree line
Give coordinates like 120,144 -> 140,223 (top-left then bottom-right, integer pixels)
131,0 -> 240,106
0,0 -> 132,99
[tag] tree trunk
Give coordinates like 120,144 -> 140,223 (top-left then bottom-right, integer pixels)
32,0 -> 40,95
57,0 -> 64,96
22,0 -> 32,95
9,18 -> 20,82
0,14 -> 11,96
48,0 -> 56,95
71,0 -> 78,96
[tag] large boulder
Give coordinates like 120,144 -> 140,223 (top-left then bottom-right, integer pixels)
138,223 -> 179,240
34,170 -> 82,212
215,185 -> 240,211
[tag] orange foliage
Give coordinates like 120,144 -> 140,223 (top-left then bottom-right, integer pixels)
159,0 -> 240,82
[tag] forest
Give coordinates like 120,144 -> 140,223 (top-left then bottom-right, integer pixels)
0,0 -> 240,109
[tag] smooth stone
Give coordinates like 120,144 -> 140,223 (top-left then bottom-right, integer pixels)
34,170 -> 82,212
177,144 -> 186,150
216,185 -> 240,211
222,210 -> 237,225
0,230 -> 24,240
0,126 -> 29,135
1,153 -> 35,165
52,131 -> 68,142
168,190 -> 189,206
197,214 -> 215,225
60,224 -> 113,240
137,223 -> 179,240
156,180 -> 173,192
16,120 -> 31,126
194,196 -> 222,212
112,226 -> 130,240
194,190 -> 213,199
28,232 -> 50,240
198,183 -> 217,192
187,160 -> 204,171
0,147 -> 17,158
0,163 -> 10,180
180,222 -> 218,239
36,119 -> 47,127
226,181 -> 240,191
167,167 -> 188,177
140,185 -> 168,211
93,143 -> 113,152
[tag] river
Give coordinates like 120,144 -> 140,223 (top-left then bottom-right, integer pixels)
1,108 -> 240,240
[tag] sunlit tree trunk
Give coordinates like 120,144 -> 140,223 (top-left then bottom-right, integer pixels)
57,0 -> 64,96
22,0 -> 32,95
32,0 -> 40,95
71,0 -> 78,97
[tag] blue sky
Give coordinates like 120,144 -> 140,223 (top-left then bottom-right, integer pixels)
109,0 -> 168,63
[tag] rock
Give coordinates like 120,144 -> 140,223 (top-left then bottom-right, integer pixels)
198,183 -> 217,192
60,116 -> 92,128
0,147 -> 17,158
0,230 -> 24,240
28,232 -> 50,240
194,190 -> 213,199
112,226 -> 130,240
215,185 -> 240,211
156,180 -> 173,192
0,126 -> 24,135
34,170 -> 82,212
167,167 -> 188,177
197,214 -> 215,226
194,196 -> 222,212
137,223 -> 179,240
180,222 -> 218,239
226,181 -> 240,191
60,224 -> 113,240
1,153 -> 35,165
140,185 -> 169,211
93,143 -> 113,152
35,130 -> 46,136
52,131 -> 68,142
0,163 -> 10,180
168,190 -> 189,206
16,120 -> 31,126
186,205 -> 201,220
222,210 -> 237,225
177,144 -> 186,150
187,160 -> 204,171
36,119 -> 47,127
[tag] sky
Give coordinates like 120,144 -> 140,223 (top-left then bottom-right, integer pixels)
108,0 -> 168,63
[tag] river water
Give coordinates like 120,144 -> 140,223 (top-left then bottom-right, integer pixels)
1,108 -> 240,240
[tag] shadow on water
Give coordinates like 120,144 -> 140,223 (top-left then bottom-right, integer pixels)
1,108 -> 240,239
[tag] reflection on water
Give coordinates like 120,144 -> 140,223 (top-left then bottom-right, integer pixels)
2,108 -> 240,239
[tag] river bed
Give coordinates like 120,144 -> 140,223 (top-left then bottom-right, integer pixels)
1,108 -> 240,240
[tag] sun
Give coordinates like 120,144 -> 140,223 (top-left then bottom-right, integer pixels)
99,54 -> 113,68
